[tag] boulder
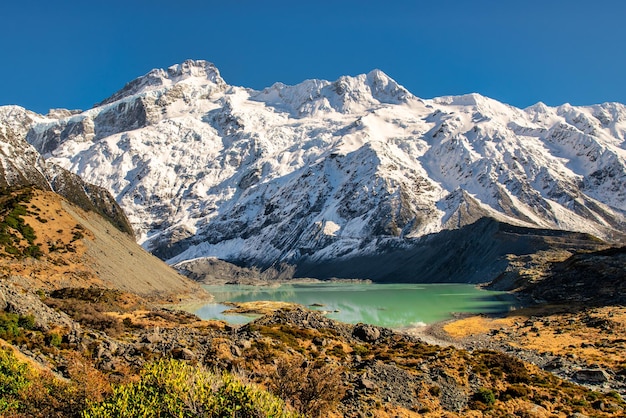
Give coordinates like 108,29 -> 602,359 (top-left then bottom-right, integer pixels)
353,324 -> 381,343
574,368 -> 610,383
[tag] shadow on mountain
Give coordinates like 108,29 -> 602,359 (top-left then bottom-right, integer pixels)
520,246 -> 626,306
293,217 -> 607,285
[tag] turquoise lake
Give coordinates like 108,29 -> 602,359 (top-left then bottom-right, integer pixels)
189,283 -> 517,328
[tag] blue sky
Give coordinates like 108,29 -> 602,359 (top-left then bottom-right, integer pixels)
2,0 -> 625,114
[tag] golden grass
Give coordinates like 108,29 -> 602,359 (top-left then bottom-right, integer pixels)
222,300 -> 301,315
443,305 -> 626,371
443,315 -> 516,338
1,190 -> 102,290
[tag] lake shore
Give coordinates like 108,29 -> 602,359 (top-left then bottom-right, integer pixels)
187,282 -> 517,328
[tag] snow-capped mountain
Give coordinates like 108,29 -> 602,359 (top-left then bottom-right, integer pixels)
11,60 -> 626,277
0,106 -> 133,236
0,106 -> 51,189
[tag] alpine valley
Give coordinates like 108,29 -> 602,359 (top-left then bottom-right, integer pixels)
2,60 -> 626,417
8,59 -> 625,282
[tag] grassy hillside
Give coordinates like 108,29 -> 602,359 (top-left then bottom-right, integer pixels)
0,187 -> 208,301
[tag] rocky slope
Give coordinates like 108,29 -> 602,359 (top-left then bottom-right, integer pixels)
2,288 -> 625,417
0,106 -> 133,236
0,107 -> 206,301
434,245 -> 626,405
509,246 -> 626,305
0,151 -> 622,416
0,187 -> 208,306
3,59 -> 622,282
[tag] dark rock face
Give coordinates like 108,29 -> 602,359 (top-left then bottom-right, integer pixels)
26,116 -> 95,155
293,218 -> 608,284
94,99 -> 150,139
523,247 -> 626,305
575,369 -> 611,383
46,164 -> 134,237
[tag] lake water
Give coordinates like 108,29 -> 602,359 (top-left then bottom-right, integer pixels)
189,283 -> 517,328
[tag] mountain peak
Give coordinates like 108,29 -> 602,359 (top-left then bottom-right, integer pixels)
164,59 -> 222,82
252,70 -> 412,116
97,60 -> 225,107
364,69 -> 411,104
20,60 -> 626,277
433,93 -> 492,107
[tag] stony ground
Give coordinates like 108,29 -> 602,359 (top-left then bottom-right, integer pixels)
425,304 -> 626,398
2,187 -> 626,417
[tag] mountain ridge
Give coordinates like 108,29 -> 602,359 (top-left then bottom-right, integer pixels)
3,59 -> 625,281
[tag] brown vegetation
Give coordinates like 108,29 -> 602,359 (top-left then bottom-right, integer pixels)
1,187 -> 625,417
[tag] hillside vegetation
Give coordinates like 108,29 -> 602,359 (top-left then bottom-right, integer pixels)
0,187 -> 207,301
0,186 -> 625,417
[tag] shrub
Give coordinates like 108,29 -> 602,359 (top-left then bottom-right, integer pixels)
82,359 -> 300,418
269,357 -> 346,417
0,313 -> 21,339
475,387 -> 496,406
475,350 -> 530,383
43,288 -> 139,336
47,332 -> 62,347
24,244 -> 44,258
606,390 -> 622,401
505,384 -> 530,399
18,314 -> 36,330
0,312 -> 36,340
0,347 -> 30,414
353,344 -> 368,356
0,344 -> 90,417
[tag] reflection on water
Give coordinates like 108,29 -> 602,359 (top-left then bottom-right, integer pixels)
189,283 -> 517,328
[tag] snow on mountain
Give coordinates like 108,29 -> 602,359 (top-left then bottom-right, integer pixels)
253,68 -> 412,116
0,106 -> 134,236
13,60 -> 626,271
0,106 -> 53,189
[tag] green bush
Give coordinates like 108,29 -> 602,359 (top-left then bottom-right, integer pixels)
47,332 -> 62,347
475,388 -> 496,406
0,347 -> 31,414
82,359 -> 301,418
0,313 -> 21,339
18,314 -> 36,330
353,344 -> 368,356
24,244 -> 44,258
0,312 -> 35,341
0,313 -> 36,341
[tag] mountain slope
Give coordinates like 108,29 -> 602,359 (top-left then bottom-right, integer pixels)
0,187 -> 208,301
0,106 -> 134,236
10,60 -> 626,279
0,110 -> 206,300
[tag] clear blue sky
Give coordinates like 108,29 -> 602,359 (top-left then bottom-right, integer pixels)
2,0 -> 625,114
